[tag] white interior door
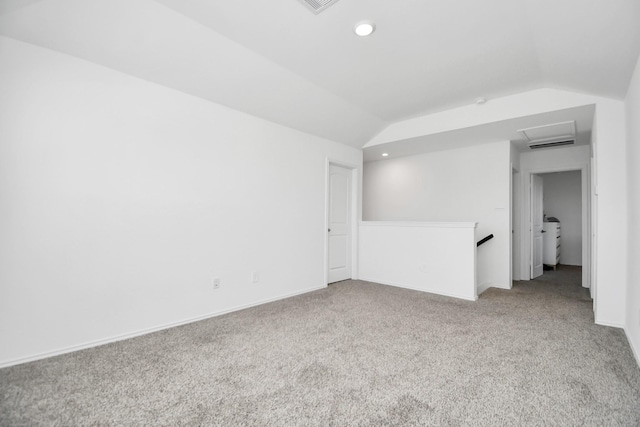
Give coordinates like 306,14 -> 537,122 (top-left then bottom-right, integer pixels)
531,174 -> 544,279
328,164 -> 351,283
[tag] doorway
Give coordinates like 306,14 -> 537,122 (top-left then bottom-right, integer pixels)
540,171 -> 583,268
326,163 -> 356,284
520,166 -> 590,289
531,174 -> 544,279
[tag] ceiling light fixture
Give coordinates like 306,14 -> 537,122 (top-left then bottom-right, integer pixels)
354,22 -> 375,37
475,97 -> 487,105
382,153 -> 389,157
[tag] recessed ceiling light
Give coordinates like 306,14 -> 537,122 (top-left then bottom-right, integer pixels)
354,22 -> 375,37
382,153 -> 389,157
475,97 -> 487,105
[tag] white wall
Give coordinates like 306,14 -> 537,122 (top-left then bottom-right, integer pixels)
0,37 -> 362,367
520,145 -> 591,172
625,55 -> 640,365
510,143 -> 521,170
591,100 -> 628,327
542,171 -> 582,266
363,140 -> 511,293
368,87 -> 628,327
519,146 -> 590,287
359,222 -> 477,301
511,143 -> 522,282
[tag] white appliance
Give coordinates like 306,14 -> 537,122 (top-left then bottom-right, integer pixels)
543,221 -> 561,270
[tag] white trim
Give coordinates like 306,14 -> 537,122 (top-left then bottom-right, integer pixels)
590,156 -> 597,304
361,221 -> 477,229
479,281 -> 510,293
580,167 -> 590,288
594,319 -> 624,328
0,285 -> 326,369
511,167 -> 520,286
625,328 -> 640,368
520,162 -> 591,289
359,277 -> 478,301
478,282 -> 492,295
529,174 -> 539,279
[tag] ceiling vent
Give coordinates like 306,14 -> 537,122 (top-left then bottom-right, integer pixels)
518,121 -> 576,150
527,139 -> 575,150
298,0 -> 341,14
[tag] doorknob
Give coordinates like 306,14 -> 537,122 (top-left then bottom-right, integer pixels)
328,228 -> 331,232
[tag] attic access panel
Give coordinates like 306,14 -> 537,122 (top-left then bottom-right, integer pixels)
518,121 -> 576,145
298,0 -> 341,14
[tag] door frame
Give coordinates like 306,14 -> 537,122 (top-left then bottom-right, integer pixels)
324,159 -> 360,285
511,166 -> 520,285
518,163 -> 591,290
530,173 -> 545,279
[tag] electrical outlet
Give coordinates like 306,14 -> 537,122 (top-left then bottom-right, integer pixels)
213,277 -> 220,290
251,272 -> 260,284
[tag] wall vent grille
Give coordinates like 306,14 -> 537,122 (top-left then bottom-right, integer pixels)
518,121 -> 577,151
528,140 -> 575,150
298,0 -> 341,14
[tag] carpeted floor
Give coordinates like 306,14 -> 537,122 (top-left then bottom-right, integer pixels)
1,266 -> 639,426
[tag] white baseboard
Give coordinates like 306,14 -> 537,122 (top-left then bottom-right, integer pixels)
0,285 -> 327,369
478,282 -> 512,295
359,276 -> 477,301
477,282 -> 492,295
594,319 -> 624,328
624,328 -> 640,368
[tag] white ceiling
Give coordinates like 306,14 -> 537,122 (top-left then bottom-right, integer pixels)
363,105 -> 594,162
1,0 -> 639,148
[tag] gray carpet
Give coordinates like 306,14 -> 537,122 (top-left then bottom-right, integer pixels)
1,266 -> 639,426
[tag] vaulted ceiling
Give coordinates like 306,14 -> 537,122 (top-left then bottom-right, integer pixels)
1,0 -> 639,147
